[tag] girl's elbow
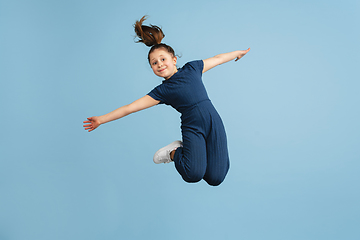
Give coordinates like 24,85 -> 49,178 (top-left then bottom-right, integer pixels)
124,104 -> 135,115
214,55 -> 225,65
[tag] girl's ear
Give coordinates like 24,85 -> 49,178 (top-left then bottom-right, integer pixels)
173,56 -> 177,65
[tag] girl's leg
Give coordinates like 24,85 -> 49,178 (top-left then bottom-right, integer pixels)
173,128 -> 207,183
203,117 -> 230,186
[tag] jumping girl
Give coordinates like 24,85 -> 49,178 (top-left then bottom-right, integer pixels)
83,16 -> 250,186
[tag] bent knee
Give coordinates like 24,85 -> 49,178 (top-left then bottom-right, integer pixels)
182,171 -> 204,183
205,177 -> 225,186
204,172 -> 228,186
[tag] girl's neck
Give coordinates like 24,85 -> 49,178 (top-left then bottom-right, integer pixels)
164,68 -> 178,80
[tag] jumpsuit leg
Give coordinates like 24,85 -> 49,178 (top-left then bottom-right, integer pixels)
173,127 -> 207,183
203,115 -> 230,186
173,101 -> 229,186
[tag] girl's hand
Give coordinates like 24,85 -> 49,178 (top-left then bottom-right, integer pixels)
235,48 -> 251,61
83,116 -> 101,132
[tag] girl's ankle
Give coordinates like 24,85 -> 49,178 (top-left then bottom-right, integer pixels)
170,149 -> 176,160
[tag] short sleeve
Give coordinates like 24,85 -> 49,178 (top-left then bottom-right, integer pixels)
147,85 -> 165,104
185,60 -> 204,75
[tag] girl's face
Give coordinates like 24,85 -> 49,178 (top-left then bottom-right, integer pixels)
149,48 -> 177,80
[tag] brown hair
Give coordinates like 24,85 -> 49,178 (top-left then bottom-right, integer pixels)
134,16 -> 176,63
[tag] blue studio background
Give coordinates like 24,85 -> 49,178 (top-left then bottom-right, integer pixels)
1,0 -> 359,239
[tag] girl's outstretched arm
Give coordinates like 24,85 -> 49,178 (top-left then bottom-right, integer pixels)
83,95 -> 160,132
203,48 -> 250,73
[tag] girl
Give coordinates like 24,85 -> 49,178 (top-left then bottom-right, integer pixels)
83,16 -> 250,186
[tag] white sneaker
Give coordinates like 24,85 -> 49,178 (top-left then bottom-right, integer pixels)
153,140 -> 183,164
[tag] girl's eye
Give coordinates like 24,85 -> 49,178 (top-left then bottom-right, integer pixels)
162,58 -> 165,61
152,61 -> 157,65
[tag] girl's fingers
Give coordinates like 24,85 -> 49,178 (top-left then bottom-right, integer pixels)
83,118 -> 96,132
235,48 -> 250,62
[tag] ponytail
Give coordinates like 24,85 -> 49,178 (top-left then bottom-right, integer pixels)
134,15 -> 176,63
134,15 -> 165,47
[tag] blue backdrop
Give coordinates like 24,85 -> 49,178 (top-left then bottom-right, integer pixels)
1,0 -> 359,239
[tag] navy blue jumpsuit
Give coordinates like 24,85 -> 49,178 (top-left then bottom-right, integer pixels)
148,60 -> 229,186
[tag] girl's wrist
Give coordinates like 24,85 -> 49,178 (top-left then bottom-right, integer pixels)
98,116 -> 105,125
